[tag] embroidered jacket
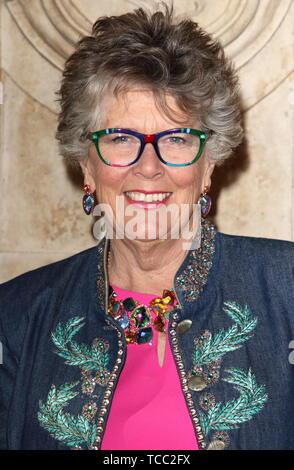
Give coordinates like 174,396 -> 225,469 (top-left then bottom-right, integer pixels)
1,219 -> 294,450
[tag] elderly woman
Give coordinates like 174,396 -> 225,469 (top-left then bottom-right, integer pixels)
1,5 -> 294,451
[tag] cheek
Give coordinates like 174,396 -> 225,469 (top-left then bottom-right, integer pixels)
171,165 -> 203,189
93,164 -> 129,202
96,168 -> 120,186
88,146 -> 124,189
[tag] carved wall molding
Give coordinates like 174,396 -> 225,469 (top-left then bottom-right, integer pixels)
3,0 -> 293,112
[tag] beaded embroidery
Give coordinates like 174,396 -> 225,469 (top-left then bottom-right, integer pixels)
199,367 -> 268,437
51,317 -> 110,374
187,301 -> 268,449
37,316 -> 111,449
38,382 -> 98,448
188,302 -> 257,385
175,218 -> 216,301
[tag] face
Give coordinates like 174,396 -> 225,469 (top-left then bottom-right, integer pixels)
81,89 -> 215,242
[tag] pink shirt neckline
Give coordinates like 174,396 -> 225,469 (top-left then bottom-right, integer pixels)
100,284 -> 199,450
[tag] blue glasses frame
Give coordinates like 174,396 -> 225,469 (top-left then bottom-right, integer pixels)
85,128 -> 211,167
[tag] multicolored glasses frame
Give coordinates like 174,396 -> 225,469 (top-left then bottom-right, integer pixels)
85,128 -> 211,167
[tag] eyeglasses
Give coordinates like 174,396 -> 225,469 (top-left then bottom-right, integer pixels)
85,128 -> 211,167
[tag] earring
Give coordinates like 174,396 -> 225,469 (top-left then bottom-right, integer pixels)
198,186 -> 212,217
82,184 -> 95,215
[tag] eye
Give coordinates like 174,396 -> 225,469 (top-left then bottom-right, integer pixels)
168,136 -> 186,144
160,135 -> 187,145
111,135 -> 130,144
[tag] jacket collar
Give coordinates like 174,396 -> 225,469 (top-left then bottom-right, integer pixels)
95,217 -> 218,312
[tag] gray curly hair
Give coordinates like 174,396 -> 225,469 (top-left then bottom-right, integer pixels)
56,4 -> 243,167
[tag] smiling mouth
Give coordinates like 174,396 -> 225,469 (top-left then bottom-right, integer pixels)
124,191 -> 172,203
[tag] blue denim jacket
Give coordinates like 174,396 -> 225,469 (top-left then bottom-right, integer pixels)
1,219 -> 294,450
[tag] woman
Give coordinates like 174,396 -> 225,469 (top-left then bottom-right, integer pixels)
1,5 -> 294,451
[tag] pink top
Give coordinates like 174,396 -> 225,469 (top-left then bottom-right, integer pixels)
101,284 -> 199,450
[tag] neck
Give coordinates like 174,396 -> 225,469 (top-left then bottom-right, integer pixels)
108,237 -> 190,296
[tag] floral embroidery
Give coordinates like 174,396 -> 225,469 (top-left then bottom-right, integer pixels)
82,401 -> 98,420
199,392 -> 216,410
37,317 -> 111,449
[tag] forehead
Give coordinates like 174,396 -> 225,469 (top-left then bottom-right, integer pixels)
99,89 -> 194,129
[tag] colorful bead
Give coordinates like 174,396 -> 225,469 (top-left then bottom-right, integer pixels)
162,289 -> 176,305
137,327 -> 153,344
150,304 -> 166,315
108,300 -> 121,317
82,401 -> 97,420
116,312 -> 129,328
107,287 -> 177,345
95,369 -> 110,386
153,314 -> 166,332
122,297 -> 137,311
175,218 -> 216,302
131,307 -> 150,327
125,329 -> 137,343
212,431 -> 230,447
92,338 -> 110,352
199,393 -> 216,410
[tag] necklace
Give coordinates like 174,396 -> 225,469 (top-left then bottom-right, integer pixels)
107,249 -> 178,345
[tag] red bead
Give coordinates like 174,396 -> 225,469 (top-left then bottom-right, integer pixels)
125,329 -> 137,344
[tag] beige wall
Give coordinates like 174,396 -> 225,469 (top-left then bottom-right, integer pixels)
1,0 -> 294,283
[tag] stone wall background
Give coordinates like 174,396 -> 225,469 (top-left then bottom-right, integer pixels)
0,0 -> 293,282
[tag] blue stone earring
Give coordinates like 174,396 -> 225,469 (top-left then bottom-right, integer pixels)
83,184 -> 95,215
198,186 -> 212,217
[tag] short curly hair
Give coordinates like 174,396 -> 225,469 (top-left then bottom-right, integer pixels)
56,3 -> 243,167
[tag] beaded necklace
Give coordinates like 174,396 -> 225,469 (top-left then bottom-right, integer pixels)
107,249 -> 178,345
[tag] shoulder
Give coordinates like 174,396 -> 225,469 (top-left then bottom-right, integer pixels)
0,244 -> 99,296
217,231 -> 294,258
0,243 -> 102,345
216,231 -> 294,282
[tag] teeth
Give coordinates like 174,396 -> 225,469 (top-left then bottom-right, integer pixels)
125,192 -> 171,202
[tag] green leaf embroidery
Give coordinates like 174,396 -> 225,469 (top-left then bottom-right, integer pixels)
37,382 -> 97,448
199,368 -> 268,436
51,316 -> 109,371
192,302 -> 257,367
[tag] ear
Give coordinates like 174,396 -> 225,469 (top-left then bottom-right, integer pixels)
202,161 -> 215,192
79,157 -> 96,192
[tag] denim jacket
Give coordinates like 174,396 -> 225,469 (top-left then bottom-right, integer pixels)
1,219 -> 294,450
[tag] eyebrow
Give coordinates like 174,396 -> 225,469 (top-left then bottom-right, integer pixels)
106,127 -> 137,131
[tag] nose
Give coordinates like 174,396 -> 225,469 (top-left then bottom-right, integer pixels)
133,142 -> 164,179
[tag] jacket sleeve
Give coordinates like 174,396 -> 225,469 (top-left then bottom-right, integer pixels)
0,277 -> 29,450
0,331 -> 19,449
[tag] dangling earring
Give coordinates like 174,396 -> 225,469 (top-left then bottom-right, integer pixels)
198,186 -> 212,217
82,184 -> 95,215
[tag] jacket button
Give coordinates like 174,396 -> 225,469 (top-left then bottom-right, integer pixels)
188,375 -> 207,391
176,319 -> 192,334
